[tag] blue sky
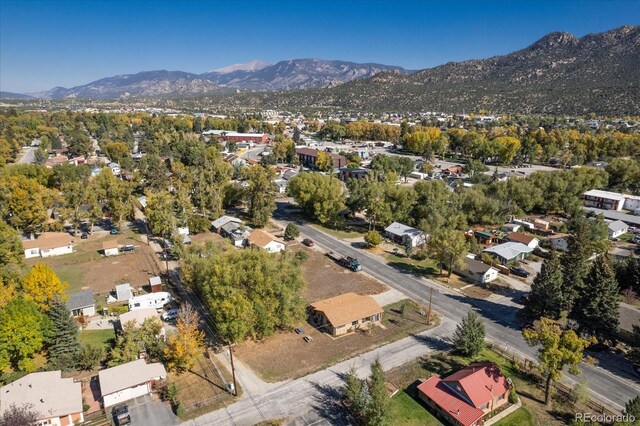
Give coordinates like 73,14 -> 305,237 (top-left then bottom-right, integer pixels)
1,0 -> 638,93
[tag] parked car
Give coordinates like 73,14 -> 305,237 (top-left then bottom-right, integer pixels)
112,404 -> 130,426
81,233 -> 88,239
162,308 -> 179,321
110,227 -> 119,235
302,238 -> 314,247
510,267 -> 530,278
121,245 -> 134,252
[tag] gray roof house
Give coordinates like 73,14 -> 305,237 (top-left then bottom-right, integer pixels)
384,222 -> 427,247
211,215 -> 242,231
67,289 -> 95,317
220,221 -> 252,247
455,257 -> 499,284
608,220 -> 629,238
98,359 -> 167,408
483,242 -> 533,265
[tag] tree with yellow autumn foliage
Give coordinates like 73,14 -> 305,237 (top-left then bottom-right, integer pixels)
22,263 -> 68,311
164,305 -> 205,373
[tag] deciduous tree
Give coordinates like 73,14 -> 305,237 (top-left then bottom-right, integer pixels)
288,172 -> 345,224
243,165 -> 276,227
0,298 -> 51,372
22,263 -> 68,311
164,306 -> 205,373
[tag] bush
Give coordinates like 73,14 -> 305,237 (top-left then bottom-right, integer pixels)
570,381 -> 589,406
109,305 -> 129,316
294,251 -> 309,264
508,384 -> 518,404
364,230 -> 382,247
175,402 -> 185,417
412,250 -> 428,261
188,216 -> 210,234
77,343 -> 104,371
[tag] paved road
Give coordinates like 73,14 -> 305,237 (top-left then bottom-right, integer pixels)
17,146 -> 36,164
273,202 -> 640,411
185,320 -> 456,426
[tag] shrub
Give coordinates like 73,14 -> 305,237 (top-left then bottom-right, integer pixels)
570,381 -> 589,406
412,250 -> 428,261
175,402 -> 185,417
188,216 -> 210,234
294,251 -> 309,264
284,223 -> 300,240
508,384 -> 518,404
364,230 -> 382,247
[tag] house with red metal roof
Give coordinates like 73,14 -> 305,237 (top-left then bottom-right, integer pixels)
417,363 -> 511,426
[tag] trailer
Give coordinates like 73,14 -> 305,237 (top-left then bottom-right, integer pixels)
128,291 -> 172,311
327,251 -> 362,272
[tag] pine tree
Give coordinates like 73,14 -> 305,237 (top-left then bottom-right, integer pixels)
365,358 -> 389,426
570,255 -> 620,344
343,366 -> 367,423
47,299 -> 81,370
525,252 -> 564,320
452,310 -> 485,357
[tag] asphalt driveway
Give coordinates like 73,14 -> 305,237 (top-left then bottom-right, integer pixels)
126,394 -> 179,426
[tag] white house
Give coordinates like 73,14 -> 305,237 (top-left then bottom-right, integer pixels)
247,229 -> 286,253
455,256 -> 499,285
0,371 -> 84,426
108,162 -> 121,176
384,222 -> 427,247
624,194 -> 640,212
548,236 -> 569,252
103,240 -> 119,256
128,291 -> 172,311
501,223 -> 521,233
98,359 -> 167,408
67,289 -> 95,317
608,220 -> 629,239
273,179 -> 288,194
22,232 -> 74,259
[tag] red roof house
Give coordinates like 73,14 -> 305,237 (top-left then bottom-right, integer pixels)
417,363 -> 511,426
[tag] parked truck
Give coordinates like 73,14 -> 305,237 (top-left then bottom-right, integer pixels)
327,251 -> 362,272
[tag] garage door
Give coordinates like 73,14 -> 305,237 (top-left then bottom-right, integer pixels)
104,383 -> 150,407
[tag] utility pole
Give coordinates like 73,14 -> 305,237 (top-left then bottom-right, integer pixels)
427,286 -> 433,325
229,343 -> 237,397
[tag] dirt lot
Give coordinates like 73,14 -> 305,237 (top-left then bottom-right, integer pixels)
297,245 -> 386,302
168,351 -> 237,420
235,300 -> 437,382
27,227 -> 162,297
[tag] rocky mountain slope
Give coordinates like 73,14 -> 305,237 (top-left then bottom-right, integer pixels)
206,26 -> 640,115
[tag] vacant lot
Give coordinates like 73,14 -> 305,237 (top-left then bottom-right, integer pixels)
298,245 -> 386,302
27,229 -> 162,296
235,300 -> 437,382
168,351 -> 237,420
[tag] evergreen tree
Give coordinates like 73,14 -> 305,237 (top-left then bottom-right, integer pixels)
343,366 -> 367,423
560,220 -> 592,311
365,357 -> 389,426
625,396 -> 640,420
284,223 -> 300,240
570,255 -> 620,345
525,252 -> 564,320
47,298 -> 81,369
452,310 -> 485,357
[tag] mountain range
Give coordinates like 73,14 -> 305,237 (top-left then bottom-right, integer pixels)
4,26 -> 639,115
26,59 -> 411,99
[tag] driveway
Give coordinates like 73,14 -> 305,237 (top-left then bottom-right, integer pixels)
127,394 -> 179,426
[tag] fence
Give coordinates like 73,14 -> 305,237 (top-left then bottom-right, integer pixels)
487,343 -> 622,417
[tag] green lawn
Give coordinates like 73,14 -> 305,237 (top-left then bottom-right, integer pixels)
79,329 -> 116,350
384,253 -> 438,278
387,391 -> 444,426
493,407 -> 534,426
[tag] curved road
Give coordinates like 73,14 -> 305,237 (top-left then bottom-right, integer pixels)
273,202 -> 639,412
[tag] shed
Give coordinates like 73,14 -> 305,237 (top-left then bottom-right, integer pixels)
115,283 -> 133,301
149,276 -> 163,293
103,240 -> 119,256
67,289 -> 95,317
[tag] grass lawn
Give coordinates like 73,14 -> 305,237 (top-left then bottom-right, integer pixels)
493,407 -> 534,426
383,252 -> 438,278
387,391 -> 444,426
79,329 -> 116,350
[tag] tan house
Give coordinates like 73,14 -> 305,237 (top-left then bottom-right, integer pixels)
0,371 -> 84,426
247,229 -> 286,253
310,292 -> 383,336
22,232 -> 74,259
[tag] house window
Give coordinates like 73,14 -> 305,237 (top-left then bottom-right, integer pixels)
374,314 -> 380,321
30,249 -> 39,255
134,303 -> 141,307
481,403 -> 488,410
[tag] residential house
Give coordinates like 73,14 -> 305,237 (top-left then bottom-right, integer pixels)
417,363 -> 511,426
177,227 -> 191,244
273,179 -> 288,194
22,232 -> 74,259
533,219 -> 550,231
583,189 -> 626,211
473,230 -> 496,245
512,219 -> 535,231
455,256 -> 499,285
220,221 -> 252,247
310,292 -> 383,336
247,229 -> 286,253
483,242 -> 533,265
67,289 -> 95,317
103,240 -> 119,256
501,223 -> 521,233
211,215 -> 241,232
296,147 -> 347,169
98,359 -> 167,408
625,194 -> 640,212
0,371 -> 84,426
339,168 -> 370,181
507,232 -> 539,249
118,308 -> 161,331
282,170 -> 299,180
108,162 -> 121,176
384,222 -> 428,248
608,220 -> 629,239
548,236 -> 569,252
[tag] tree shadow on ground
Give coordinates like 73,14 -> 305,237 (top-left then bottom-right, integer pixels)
447,293 -> 523,331
306,375 -> 349,426
411,333 -> 452,352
